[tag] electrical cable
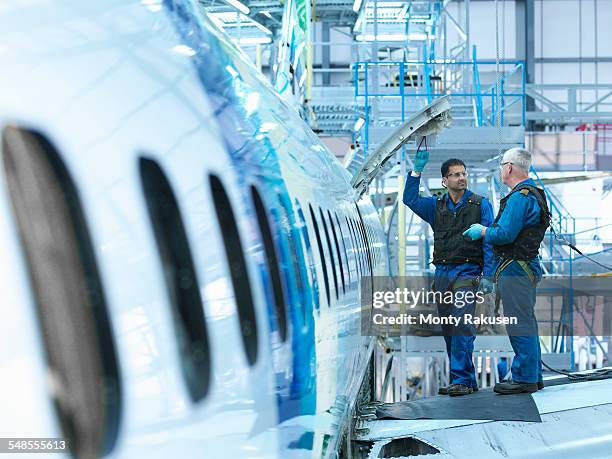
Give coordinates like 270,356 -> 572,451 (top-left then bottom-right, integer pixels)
541,360 -> 612,382
416,134 -> 427,154
548,221 -> 612,272
493,0 -> 506,200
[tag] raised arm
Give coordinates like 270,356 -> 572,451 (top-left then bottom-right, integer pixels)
402,148 -> 437,226
402,172 -> 437,226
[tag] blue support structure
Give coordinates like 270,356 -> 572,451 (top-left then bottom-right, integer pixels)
400,61 -> 405,162
352,59 -> 526,145
364,64 -> 369,159
472,46 -> 483,126
529,165 -> 611,367
423,49 -> 432,104
345,0 -> 610,376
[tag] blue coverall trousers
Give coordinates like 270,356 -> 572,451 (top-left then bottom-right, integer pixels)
435,278 -> 478,389
498,266 -> 543,383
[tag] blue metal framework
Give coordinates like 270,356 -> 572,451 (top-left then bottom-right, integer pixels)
352,58 -> 527,156
530,165 -> 612,368
351,47 -> 605,370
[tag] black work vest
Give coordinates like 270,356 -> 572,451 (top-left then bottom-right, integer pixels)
432,193 -> 484,266
491,184 -> 550,260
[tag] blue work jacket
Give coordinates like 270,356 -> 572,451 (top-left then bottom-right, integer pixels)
485,178 -> 544,278
403,172 -> 494,279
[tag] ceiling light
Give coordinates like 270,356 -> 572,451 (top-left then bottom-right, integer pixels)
354,117 -> 365,131
259,122 -> 277,132
353,12 -> 364,32
225,65 -> 239,77
356,34 -> 403,41
172,44 -> 196,56
408,32 -> 428,40
141,0 -> 162,12
299,71 -> 307,87
234,36 -> 273,45
353,0 -> 364,13
355,33 -> 428,42
397,4 -> 409,21
224,0 -> 250,15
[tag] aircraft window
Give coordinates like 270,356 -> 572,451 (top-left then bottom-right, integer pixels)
374,228 -> 380,266
366,224 -> 375,266
358,218 -> 366,267
352,220 -> 367,276
355,206 -> 373,276
277,194 -> 311,327
372,226 -> 379,265
296,200 -> 320,312
364,223 -> 372,273
334,212 -> 352,287
140,158 -> 212,400
327,210 -> 346,295
366,222 -> 374,275
367,225 -> 374,268
373,228 -> 380,266
374,227 -> 379,263
251,186 -> 287,342
319,207 -> 339,301
209,174 -> 258,366
373,240 -> 378,266
345,216 -> 361,278
309,204 -> 330,307
2,127 -> 121,458
348,217 -> 362,276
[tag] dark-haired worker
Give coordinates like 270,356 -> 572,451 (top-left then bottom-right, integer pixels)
463,147 -> 549,394
403,151 -> 494,396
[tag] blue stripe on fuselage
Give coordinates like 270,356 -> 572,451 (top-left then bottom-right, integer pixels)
161,0 -> 317,428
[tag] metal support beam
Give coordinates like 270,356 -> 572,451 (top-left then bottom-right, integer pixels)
584,90 -> 612,112
322,23 -> 331,86
524,87 -> 565,112
536,57 -> 612,64
516,0 -> 535,123
476,57 -> 612,63
464,0 -> 470,61
398,176 -> 406,279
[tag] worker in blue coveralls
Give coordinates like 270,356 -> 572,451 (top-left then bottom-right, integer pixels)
463,147 -> 549,394
403,151 -> 494,397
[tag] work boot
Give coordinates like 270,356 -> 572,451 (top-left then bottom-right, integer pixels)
447,384 -> 474,396
439,384 -> 478,395
494,380 -> 538,395
438,385 -> 452,395
538,381 -> 544,390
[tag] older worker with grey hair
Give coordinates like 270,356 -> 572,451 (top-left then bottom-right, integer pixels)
462,147 -> 550,394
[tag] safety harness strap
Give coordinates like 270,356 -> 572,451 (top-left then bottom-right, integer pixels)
494,258 -> 535,283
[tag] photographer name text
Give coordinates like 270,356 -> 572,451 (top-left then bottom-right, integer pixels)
372,313 -> 517,326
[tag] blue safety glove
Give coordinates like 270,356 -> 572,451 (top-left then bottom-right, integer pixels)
412,149 -> 429,173
462,223 -> 486,241
478,277 -> 494,294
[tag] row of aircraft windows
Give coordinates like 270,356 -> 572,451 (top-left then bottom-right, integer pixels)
4,127 -> 385,456
252,192 -> 383,345
304,202 -> 381,307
